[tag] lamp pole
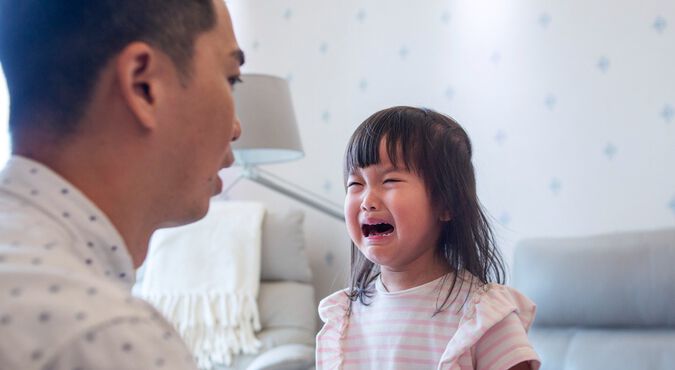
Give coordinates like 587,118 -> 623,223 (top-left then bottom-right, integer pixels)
239,166 -> 344,222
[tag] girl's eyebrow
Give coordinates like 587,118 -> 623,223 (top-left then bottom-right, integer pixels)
380,165 -> 406,175
349,165 -> 406,176
347,168 -> 362,177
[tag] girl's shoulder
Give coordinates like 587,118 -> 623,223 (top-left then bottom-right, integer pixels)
436,275 -> 540,368
318,289 -> 351,323
460,277 -> 537,331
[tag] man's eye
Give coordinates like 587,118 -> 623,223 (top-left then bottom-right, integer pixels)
228,76 -> 243,87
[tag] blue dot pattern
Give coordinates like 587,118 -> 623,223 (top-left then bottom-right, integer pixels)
441,11 -> 451,24
604,143 -> 618,159
549,178 -> 562,195
653,16 -> 667,34
662,104 -> 673,124
545,94 -> 557,110
322,110 -> 332,123
597,56 -> 610,72
495,130 -> 507,145
539,13 -> 552,28
499,212 -> 512,226
399,46 -> 409,59
356,9 -> 367,23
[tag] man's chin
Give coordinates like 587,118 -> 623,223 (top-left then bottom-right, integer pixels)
160,206 -> 207,228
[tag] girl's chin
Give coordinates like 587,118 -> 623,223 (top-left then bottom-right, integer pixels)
361,246 -> 395,266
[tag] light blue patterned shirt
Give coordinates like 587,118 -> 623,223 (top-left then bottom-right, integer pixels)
0,156 -> 198,370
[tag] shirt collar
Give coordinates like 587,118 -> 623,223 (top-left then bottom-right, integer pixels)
0,155 -> 135,289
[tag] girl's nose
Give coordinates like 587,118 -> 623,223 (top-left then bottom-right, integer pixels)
360,191 -> 379,211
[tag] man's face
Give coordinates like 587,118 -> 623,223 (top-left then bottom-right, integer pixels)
159,0 -> 243,225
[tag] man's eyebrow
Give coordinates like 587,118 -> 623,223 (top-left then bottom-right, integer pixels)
230,49 -> 245,66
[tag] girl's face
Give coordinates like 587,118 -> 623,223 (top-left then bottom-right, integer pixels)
345,139 -> 446,275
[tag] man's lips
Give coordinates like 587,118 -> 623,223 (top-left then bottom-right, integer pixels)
222,148 -> 235,169
213,175 -> 223,195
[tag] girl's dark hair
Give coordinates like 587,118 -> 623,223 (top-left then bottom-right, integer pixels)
344,106 -> 505,314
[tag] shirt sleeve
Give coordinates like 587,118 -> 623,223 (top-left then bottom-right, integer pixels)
473,312 -> 540,370
44,317 -> 199,370
316,289 -> 350,369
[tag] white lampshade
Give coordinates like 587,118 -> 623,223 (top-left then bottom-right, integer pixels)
232,73 -> 304,165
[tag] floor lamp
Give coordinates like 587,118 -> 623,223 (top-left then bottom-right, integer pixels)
226,73 -> 344,222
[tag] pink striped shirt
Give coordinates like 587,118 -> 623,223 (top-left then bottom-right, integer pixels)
316,273 -> 540,370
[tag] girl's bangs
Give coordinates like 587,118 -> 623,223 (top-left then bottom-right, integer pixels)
344,108 -> 425,179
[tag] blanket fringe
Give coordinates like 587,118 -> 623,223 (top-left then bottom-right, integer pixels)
143,292 -> 262,369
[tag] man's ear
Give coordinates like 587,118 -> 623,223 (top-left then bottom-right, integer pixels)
115,42 -> 165,131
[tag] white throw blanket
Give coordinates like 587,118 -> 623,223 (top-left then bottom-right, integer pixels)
139,201 -> 265,369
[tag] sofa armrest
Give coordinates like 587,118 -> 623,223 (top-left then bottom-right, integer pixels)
246,344 -> 315,370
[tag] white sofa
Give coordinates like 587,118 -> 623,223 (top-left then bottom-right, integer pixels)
217,209 -> 316,370
512,228 -> 675,370
135,209 -> 317,370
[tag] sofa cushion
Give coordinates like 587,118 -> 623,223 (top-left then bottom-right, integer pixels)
261,210 -> 312,284
258,281 -> 316,333
513,228 -> 675,327
246,344 -> 315,370
530,328 -> 675,370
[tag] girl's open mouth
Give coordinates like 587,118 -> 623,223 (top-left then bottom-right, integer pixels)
362,223 -> 394,237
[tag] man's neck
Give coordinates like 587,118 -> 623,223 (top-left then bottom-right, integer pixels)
14,138 -> 156,268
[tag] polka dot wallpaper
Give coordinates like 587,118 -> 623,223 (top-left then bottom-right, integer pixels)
1,0 -> 673,306
221,0 -> 675,302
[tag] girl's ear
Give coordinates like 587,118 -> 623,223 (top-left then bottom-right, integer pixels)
439,210 -> 452,222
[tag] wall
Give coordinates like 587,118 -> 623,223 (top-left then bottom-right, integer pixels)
221,0 -> 675,304
0,0 -> 673,308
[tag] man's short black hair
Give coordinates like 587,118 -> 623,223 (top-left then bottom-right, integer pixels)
0,0 -> 217,136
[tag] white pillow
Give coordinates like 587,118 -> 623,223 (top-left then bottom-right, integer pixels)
260,210 -> 312,284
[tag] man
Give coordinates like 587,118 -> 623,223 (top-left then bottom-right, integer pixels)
0,1 -> 244,369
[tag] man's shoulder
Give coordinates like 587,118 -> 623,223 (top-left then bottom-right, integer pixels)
0,193 -> 73,248
0,268 -> 171,369
1,260 -> 156,326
